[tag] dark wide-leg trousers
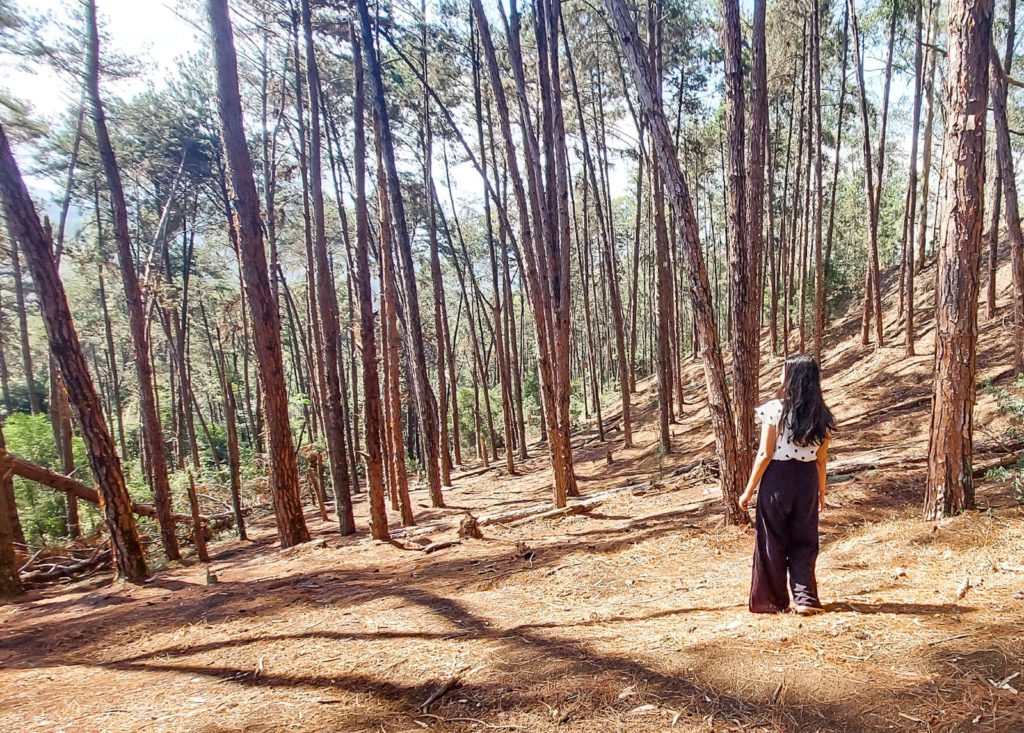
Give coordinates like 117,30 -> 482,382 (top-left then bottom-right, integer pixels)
749,459 -> 821,613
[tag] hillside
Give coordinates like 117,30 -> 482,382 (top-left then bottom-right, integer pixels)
1,253 -> 1022,733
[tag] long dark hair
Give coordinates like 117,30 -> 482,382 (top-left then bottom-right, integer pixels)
777,355 -> 835,446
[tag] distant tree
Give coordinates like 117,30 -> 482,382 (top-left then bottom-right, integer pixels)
605,0 -> 745,525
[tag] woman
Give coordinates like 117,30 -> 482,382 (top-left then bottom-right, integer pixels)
738,354 -> 835,615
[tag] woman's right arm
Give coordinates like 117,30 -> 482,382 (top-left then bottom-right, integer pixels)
816,438 -> 831,510
738,422 -> 777,511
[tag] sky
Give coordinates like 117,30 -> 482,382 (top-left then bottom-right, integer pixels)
2,0 -> 920,226
7,0 -> 200,120
2,0 -> 642,216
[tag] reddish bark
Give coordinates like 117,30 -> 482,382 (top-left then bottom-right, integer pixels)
350,23 -> 390,540
301,0 -> 354,535
990,38 -> 1024,375
924,0 -> 993,519
0,124 -> 148,579
0,423 -> 23,597
207,0 -> 309,547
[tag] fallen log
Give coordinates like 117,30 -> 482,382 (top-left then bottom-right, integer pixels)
973,451 -> 1024,476
207,506 -> 258,531
450,464 -> 494,481
827,438 -> 1024,476
837,395 -> 931,427
478,481 -> 654,528
0,449 -> 194,525
670,438 -> 1024,481
504,498 -> 604,528
421,539 -> 462,554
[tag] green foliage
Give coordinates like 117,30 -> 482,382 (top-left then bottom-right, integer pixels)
988,373 -> 1024,436
984,374 -> 1024,504
3,413 -> 98,546
4,380 -> 47,415
568,378 -> 586,431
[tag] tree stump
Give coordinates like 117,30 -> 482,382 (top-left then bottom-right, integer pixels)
458,513 -> 483,540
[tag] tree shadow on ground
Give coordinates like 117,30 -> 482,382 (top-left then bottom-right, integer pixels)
81,581 -> 1024,731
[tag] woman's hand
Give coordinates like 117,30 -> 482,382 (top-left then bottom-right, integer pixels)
818,488 -> 826,511
738,489 -> 754,511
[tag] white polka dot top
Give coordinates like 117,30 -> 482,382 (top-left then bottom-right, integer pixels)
754,399 -> 820,462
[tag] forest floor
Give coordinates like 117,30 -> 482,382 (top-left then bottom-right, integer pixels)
2,256 -> 1024,732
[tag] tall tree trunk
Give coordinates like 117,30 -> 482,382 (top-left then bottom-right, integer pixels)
606,0 -> 744,525
86,0 -> 179,560
356,0 -> 444,508
747,0 -> 767,379
917,0 -> 940,273
824,6 -> 850,278
423,0 -> 454,487
48,142 -> 81,535
563,26 -> 629,448
204,308 -> 246,540
902,0 -> 925,356
471,24 -> 517,473
0,124 -> 147,579
650,0 -> 675,448
767,113 -> 780,356
722,0 -> 753,473
290,11 -> 328,475
798,114 -> 811,353
7,233 -> 39,415
785,30 -> 808,355
377,139 -> 415,528
49,364 -> 77,536
259,8 -> 281,311
207,0 -> 309,547
850,0 -> 890,347
986,163 -> 1004,321
811,0 -> 825,361
575,181 -> 605,442
628,129 -> 644,392
472,0 -> 577,507
302,0 -> 354,535
94,191 -> 128,460
990,23 -> 1024,375
924,0 -> 993,519
350,22 -> 389,540
499,192 -> 528,459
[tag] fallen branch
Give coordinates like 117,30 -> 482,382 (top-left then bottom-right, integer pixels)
421,675 -> 461,710
20,546 -> 112,584
451,464 -> 494,481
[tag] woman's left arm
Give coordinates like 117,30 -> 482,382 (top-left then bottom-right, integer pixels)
816,438 -> 831,510
738,422 -> 777,511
